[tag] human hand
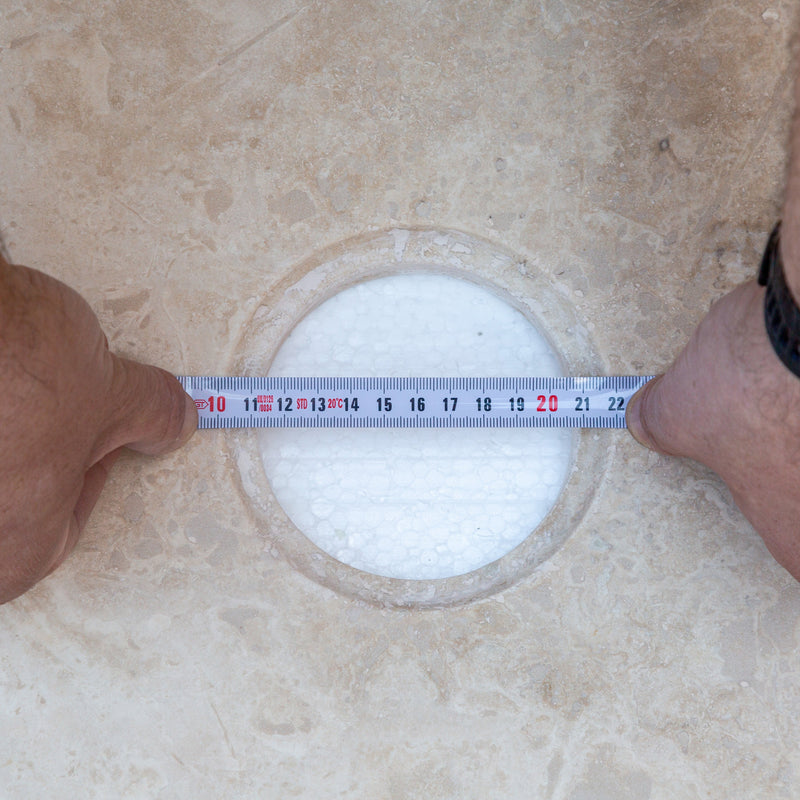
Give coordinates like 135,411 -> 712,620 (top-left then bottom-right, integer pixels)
0,256 -> 197,603
626,279 -> 800,581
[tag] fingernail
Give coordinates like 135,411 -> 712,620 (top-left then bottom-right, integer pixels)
626,387 -> 646,445
179,390 -> 199,446
625,378 -> 658,449
625,376 -> 661,452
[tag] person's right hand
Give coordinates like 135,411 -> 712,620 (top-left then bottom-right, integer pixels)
626,278 -> 800,581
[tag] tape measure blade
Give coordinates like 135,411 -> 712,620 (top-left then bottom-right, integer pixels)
177,375 -> 654,430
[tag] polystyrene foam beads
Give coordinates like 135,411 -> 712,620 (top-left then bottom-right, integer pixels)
259,273 -> 572,580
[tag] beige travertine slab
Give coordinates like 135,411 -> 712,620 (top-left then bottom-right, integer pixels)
2,1 -> 800,797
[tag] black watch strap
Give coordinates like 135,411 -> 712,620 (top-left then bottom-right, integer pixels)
758,222 -> 800,378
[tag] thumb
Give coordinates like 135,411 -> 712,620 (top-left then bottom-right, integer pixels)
625,375 -> 675,455
101,355 -> 198,457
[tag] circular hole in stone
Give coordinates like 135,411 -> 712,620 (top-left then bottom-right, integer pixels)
231,229 -> 609,607
258,272 -> 573,581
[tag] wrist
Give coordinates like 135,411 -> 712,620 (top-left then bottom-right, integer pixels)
781,237 -> 800,304
758,222 -> 800,376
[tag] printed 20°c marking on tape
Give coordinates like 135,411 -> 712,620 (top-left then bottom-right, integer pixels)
177,376 -> 654,430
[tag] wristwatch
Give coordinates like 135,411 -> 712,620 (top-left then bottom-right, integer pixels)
758,222 -> 800,378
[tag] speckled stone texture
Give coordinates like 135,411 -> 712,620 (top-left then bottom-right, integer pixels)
2,1 -> 800,798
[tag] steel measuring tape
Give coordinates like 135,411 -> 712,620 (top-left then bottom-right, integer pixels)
178,376 -> 653,429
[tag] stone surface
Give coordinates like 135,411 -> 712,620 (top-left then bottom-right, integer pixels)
2,1 -> 800,798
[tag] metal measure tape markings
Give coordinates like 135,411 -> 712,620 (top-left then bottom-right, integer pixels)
178,376 -> 653,429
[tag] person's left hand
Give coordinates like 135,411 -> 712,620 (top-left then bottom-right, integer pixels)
0,256 -> 197,604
